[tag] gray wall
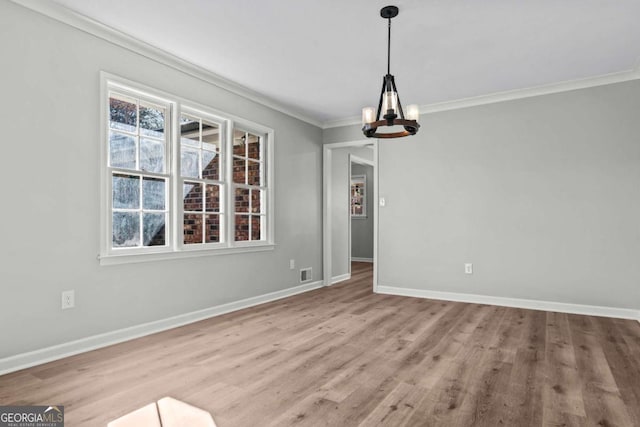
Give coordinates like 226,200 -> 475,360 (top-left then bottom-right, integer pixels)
0,2 -> 323,358
351,163 -> 374,260
326,80 -> 640,310
330,147 -> 373,280
323,125 -> 365,146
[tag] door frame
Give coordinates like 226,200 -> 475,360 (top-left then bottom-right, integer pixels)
322,140 -> 379,290
349,154 -> 375,273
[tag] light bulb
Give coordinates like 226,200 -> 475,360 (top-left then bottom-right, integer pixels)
362,107 -> 376,125
406,104 -> 419,121
382,91 -> 398,115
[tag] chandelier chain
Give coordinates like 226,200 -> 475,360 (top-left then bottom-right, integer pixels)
387,18 -> 392,76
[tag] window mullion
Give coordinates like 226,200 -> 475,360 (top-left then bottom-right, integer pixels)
227,121 -> 235,247
164,102 -> 172,250
135,100 -> 141,170
172,104 -> 180,251
248,174 -> 253,241
201,178 -> 206,244
219,121 -> 226,245
138,173 -> 144,247
112,208 -> 141,213
108,167 -> 170,180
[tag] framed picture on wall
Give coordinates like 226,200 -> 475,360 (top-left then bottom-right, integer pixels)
351,175 -> 366,218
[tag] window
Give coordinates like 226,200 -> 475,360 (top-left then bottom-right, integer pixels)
180,113 -> 224,246
233,129 -> 266,242
101,74 -> 273,264
108,93 -> 170,249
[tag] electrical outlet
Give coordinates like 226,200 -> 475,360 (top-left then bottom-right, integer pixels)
289,259 -> 295,270
61,290 -> 75,310
465,263 -> 473,275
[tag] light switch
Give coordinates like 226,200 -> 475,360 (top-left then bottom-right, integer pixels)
465,263 -> 473,274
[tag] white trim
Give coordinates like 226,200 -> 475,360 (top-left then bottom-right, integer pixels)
99,244 -> 275,266
323,140 -> 378,289
324,140 -> 373,149
330,273 -> 351,285
376,285 -> 640,321
322,147 -> 332,286
347,160 -> 353,275
347,155 -> 375,274
323,116 -> 367,129
0,279 -> 323,376
372,143 -> 379,292
349,155 -> 373,272
350,155 -> 374,167
9,0 -> 322,128
351,257 -> 373,263
322,69 -> 640,129
99,73 -> 109,260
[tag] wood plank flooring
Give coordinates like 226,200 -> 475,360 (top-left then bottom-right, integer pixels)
1,262 -> 639,426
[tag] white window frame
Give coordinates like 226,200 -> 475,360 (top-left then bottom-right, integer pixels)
99,72 -> 275,265
231,125 -> 269,246
177,107 -> 228,251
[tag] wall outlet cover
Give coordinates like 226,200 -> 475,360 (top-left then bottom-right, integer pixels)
61,290 -> 75,310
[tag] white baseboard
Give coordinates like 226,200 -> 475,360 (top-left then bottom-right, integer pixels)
330,273 -> 351,285
351,257 -> 373,263
377,285 -> 640,321
0,280 -> 324,376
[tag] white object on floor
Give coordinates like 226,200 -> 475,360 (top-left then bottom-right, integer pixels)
157,397 -> 217,427
107,403 -> 161,427
107,397 -> 216,427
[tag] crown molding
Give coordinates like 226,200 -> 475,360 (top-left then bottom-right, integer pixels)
323,115 -> 366,129
8,0 -> 324,129
323,68 -> 640,129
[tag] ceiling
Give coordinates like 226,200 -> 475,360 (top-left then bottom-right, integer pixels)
47,0 -> 640,125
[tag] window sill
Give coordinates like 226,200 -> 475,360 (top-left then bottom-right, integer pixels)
99,244 -> 275,266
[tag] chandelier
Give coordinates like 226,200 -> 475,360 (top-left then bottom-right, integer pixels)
362,5 -> 420,139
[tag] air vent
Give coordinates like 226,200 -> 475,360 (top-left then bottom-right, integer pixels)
300,267 -> 312,283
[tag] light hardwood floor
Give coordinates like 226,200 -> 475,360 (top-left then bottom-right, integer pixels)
1,262 -> 640,426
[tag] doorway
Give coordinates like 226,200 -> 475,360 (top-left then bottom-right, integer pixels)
322,140 -> 378,290
349,155 -> 374,264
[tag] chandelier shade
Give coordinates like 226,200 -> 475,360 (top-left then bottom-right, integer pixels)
362,5 -> 420,139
